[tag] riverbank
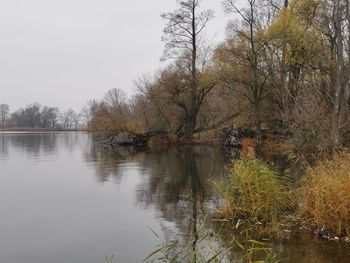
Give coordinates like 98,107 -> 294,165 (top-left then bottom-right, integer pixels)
85,130 -> 350,247
144,150 -> 350,262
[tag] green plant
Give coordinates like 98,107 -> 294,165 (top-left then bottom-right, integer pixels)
144,226 -> 227,263
144,222 -> 283,263
213,158 -> 292,235
104,255 -> 114,263
236,238 -> 283,263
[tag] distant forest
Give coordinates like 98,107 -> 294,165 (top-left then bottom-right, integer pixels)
0,103 -> 82,130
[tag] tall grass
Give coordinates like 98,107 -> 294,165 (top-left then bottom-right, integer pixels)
143,222 -> 281,263
213,158 -> 292,235
300,153 -> 350,236
143,224 -> 230,263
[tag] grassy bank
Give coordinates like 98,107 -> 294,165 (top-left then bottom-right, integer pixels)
300,153 -> 350,239
108,152 -> 350,263
213,151 -> 350,241
213,158 -> 293,236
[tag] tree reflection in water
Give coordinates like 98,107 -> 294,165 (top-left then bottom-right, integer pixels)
3,133 -> 350,262
0,132 -> 81,160
0,133 -> 9,160
82,141 -> 350,262
87,144 -> 234,260
135,146 -> 236,261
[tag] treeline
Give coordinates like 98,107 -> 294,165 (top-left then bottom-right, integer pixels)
0,103 -> 82,130
5,0 -> 347,154
85,0 -> 350,154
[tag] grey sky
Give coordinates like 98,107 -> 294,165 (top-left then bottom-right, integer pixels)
0,0 -> 231,112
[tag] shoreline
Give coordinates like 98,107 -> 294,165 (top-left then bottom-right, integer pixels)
0,128 -> 83,132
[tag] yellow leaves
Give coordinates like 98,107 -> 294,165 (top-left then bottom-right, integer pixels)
266,0 -> 327,67
213,41 -> 252,83
293,0 -> 323,25
89,101 -> 137,134
198,68 -> 218,89
267,9 -> 298,44
125,121 -> 143,134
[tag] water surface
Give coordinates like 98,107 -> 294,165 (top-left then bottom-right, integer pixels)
0,132 -> 228,263
0,132 -> 349,262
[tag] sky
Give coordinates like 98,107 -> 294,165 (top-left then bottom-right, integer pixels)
0,0 -> 232,112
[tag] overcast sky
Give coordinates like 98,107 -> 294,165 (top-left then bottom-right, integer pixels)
0,0 -> 232,112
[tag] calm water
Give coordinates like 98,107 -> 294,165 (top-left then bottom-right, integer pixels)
0,132 -> 349,263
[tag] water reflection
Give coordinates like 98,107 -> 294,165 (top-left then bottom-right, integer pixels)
11,133 -> 58,157
0,132 -> 83,161
1,132 -> 350,263
0,134 -> 9,160
274,230 -> 350,263
84,143 -> 350,262
135,146 -> 229,221
134,146 -> 231,260
84,143 -> 232,251
83,141 -> 149,183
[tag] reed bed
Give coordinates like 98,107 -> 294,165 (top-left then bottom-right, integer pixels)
213,158 -> 292,235
301,153 -> 350,237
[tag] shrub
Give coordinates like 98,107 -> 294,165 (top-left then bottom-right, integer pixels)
287,90 -> 333,156
214,158 -> 291,232
300,153 -> 350,236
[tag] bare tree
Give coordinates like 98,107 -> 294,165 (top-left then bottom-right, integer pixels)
344,0 -> 350,124
104,88 -> 127,110
13,103 -> 41,128
61,108 -> 76,129
41,106 -> 60,129
161,0 -> 215,140
223,0 -> 270,146
331,0 -> 348,145
71,111 -> 80,130
48,107 -> 60,129
103,87 -> 129,124
0,104 -> 10,127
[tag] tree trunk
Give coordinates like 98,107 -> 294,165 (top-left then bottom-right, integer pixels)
341,0 -> 350,129
185,1 -> 198,142
183,107 -> 198,141
331,0 -> 344,146
281,0 -> 289,119
254,102 -> 262,147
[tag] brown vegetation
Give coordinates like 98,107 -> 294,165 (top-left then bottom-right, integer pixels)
81,0 -> 350,155
241,138 -> 257,158
301,153 -> 350,237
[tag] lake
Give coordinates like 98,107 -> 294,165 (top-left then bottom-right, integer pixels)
0,132 -> 349,262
